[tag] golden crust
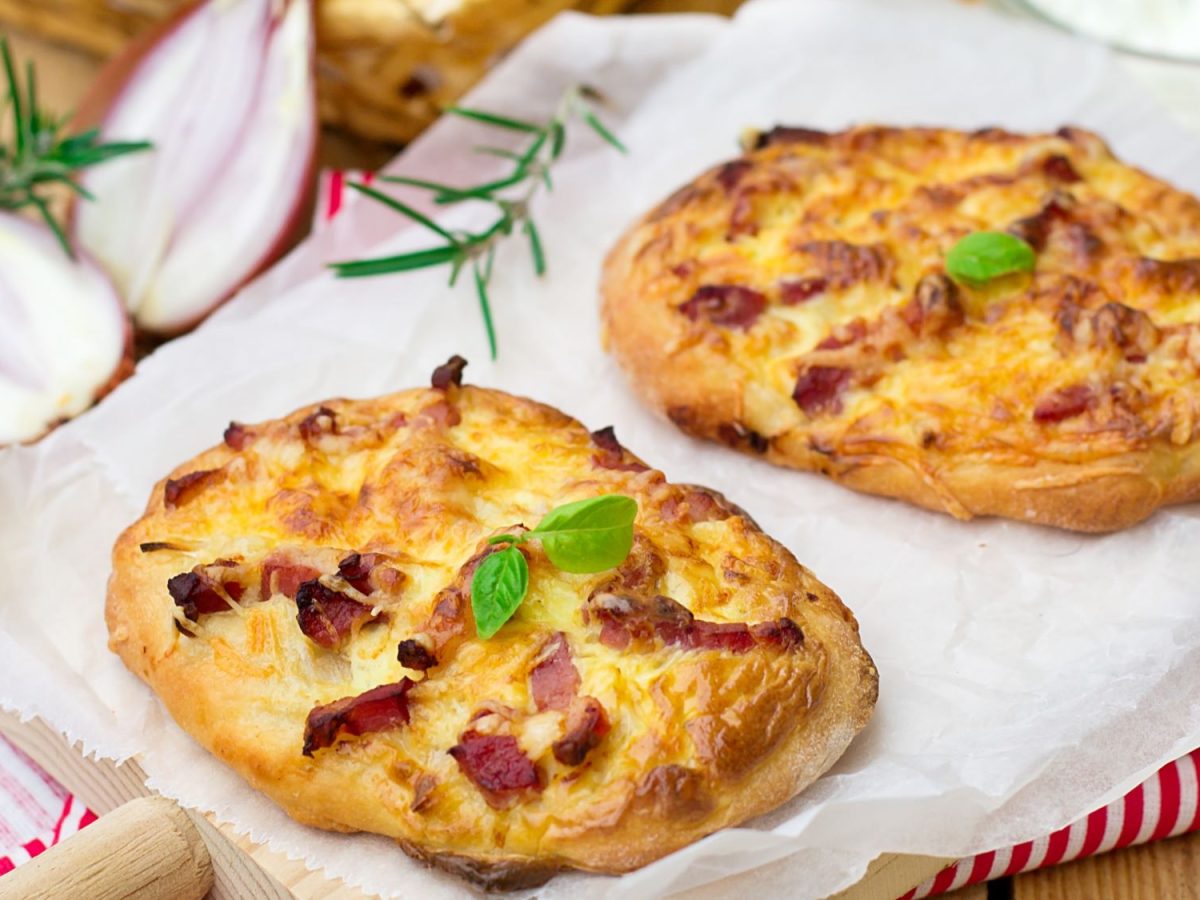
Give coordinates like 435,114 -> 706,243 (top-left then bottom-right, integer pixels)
105,378 -> 877,887
601,125 -> 1200,532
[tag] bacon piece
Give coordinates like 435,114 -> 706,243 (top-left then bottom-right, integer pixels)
295,580 -> 379,650
797,240 -> 892,289
449,731 -> 542,805
589,426 -> 649,473
1042,154 -> 1082,183
299,406 -> 337,442
1089,302 -> 1159,359
716,422 -> 769,454
1033,385 -> 1094,424
792,366 -> 852,415
431,355 -> 468,390
1130,257 -> 1200,295
750,617 -> 804,650
223,422 -> 252,451
752,126 -> 829,149
337,552 -> 390,595
779,277 -> 828,305
260,555 -> 321,600
899,273 -> 963,340
417,399 -> 461,428
552,698 -> 610,766
397,638 -> 438,670
163,468 -> 221,509
1008,196 -> 1071,251
302,680 -> 415,756
529,633 -> 580,712
679,285 -> 766,331
168,571 -> 229,621
660,489 -> 731,525
715,160 -> 752,192
587,593 -> 799,656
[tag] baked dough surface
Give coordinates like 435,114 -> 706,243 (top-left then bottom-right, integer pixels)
602,125 -> 1200,532
106,364 -> 877,888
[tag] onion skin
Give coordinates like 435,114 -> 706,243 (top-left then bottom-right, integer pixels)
72,0 -> 318,337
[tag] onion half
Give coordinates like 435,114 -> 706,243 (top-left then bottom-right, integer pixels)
75,0 -> 317,335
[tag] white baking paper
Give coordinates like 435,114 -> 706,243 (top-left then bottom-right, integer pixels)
3,1 -> 1200,897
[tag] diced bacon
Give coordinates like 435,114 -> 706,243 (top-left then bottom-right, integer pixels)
589,426 -> 649,473
587,592 -> 803,656
298,406 -> 338,442
303,680 -> 415,756
716,422 -> 769,454
750,617 -> 805,650
900,274 -> 962,338
779,277 -> 828,305
792,366 -> 852,415
1089,302 -> 1159,359
167,570 -> 229,621
260,555 -> 321,600
797,240 -> 892,288
1042,154 -> 1082,183
163,468 -> 221,509
449,730 -> 542,804
337,552 -> 389,595
397,638 -> 438,670
1008,196 -> 1071,251
417,399 -> 461,428
529,633 -> 580,712
431,355 -> 468,390
552,698 -> 611,766
223,422 -> 253,450
1033,385 -> 1094,423
715,160 -> 752,192
599,619 -> 631,650
679,285 -> 766,330
689,621 -> 755,653
295,580 -> 379,650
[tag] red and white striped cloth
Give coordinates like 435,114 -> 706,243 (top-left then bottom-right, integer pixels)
0,734 -> 96,876
903,748 -> 1200,897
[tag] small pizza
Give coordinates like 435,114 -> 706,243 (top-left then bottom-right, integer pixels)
601,125 -> 1200,532
106,358 -> 877,888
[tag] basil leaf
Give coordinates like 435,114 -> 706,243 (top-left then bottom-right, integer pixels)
531,494 -> 637,574
945,231 -> 1035,285
471,545 -> 529,639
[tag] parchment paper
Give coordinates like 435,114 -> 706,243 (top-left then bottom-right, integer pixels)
4,1 -> 1200,897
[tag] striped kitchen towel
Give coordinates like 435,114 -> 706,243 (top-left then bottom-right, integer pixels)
901,748 -> 1200,897
0,734 -> 96,875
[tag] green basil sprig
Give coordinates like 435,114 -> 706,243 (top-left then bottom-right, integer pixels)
471,494 -> 638,639
945,231 -> 1036,285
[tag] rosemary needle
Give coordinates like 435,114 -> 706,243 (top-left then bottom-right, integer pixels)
330,84 -> 626,360
0,37 -> 151,257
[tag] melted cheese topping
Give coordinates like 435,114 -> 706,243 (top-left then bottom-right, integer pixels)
110,384 -> 868,876
614,126 -> 1200,468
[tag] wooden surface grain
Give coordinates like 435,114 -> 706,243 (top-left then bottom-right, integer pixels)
4,4 -> 1200,899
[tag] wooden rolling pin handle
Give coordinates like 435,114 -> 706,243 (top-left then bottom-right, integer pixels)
0,796 -> 213,900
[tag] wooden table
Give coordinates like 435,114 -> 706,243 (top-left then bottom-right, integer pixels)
5,4 -> 1200,898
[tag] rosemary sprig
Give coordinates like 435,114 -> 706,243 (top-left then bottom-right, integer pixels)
0,37 -> 151,257
330,84 -> 626,359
